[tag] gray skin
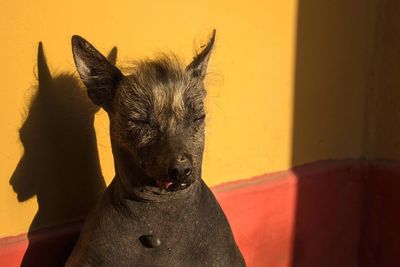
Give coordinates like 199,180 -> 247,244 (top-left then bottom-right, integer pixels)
66,31 -> 245,267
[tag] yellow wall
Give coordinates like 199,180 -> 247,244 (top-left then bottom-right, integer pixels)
0,0 -> 298,237
366,1 -> 400,160
291,0 -> 378,166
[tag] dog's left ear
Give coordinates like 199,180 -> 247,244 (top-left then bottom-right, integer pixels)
71,35 -> 123,110
186,29 -> 216,80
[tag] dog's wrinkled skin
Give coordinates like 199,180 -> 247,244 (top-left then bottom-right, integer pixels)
66,31 -> 245,267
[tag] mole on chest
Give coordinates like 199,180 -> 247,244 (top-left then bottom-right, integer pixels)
139,234 -> 162,248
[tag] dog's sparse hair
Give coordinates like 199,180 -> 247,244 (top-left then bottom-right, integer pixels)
71,31 -> 217,192
114,54 -> 206,147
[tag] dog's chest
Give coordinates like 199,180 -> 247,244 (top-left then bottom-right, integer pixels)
86,195 -> 218,266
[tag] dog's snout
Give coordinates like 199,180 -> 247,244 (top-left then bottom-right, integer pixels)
168,155 -> 192,180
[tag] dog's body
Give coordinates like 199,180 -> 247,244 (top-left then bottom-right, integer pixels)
67,179 -> 243,266
66,31 -> 245,266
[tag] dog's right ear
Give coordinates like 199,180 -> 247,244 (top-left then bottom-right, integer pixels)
71,35 -> 123,110
107,46 -> 118,66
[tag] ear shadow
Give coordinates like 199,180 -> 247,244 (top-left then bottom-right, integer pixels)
9,43 -> 107,266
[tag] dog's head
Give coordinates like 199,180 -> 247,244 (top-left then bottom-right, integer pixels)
71,31 -> 215,192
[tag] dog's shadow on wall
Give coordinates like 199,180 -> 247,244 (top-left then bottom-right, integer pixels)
9,43 -> 116,266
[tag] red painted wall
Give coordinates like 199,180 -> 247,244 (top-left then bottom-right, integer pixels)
359,161 -> 400,267
1,160 -> 400,267
217,160 -> 365,267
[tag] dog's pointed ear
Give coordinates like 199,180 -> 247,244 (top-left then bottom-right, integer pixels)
107,46 -> 118,66
186,29 -> 216,80
37,42 -> 52,87
71,35 -> 123,110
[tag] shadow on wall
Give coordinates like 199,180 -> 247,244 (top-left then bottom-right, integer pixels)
8,43 -> 115,266
290,0 -> 376,266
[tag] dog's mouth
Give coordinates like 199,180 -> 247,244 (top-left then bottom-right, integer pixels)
151,179 -> 190,191
155,179 -> 173,190
132,179 -> 198,202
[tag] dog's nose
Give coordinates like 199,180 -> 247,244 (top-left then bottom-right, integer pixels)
168,155 -> 192,181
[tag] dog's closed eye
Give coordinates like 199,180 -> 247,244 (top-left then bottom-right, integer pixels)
193,114 -> 206,123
